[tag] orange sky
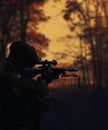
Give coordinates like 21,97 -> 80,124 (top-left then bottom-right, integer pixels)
38,0 -> 81,64
6,0 -> 105,65
38,0 -> 107,65
5,0 -> 80,64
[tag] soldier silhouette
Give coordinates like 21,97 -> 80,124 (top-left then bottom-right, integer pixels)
0,41 -> 50,130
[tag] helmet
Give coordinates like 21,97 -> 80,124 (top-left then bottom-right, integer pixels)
8,41 -> 39,68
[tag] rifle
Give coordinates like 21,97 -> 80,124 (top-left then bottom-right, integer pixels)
24,59 -> 78,83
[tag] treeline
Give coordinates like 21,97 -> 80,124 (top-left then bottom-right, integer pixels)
0,0 -> 49,72
63,0 -> 108,91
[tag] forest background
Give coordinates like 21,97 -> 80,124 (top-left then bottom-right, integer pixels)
0,0 -> 108,92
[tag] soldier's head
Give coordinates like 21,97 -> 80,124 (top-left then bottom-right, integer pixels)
8,41 -> 39,68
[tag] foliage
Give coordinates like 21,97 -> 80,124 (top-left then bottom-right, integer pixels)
27,2 -> 50,57
0,0 -> 50,71
63,0 -> 108,89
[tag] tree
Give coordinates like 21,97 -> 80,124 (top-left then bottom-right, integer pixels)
0,1 -> 18,71
27,2 -> 50,57
0,0 -> 49,71
63,0 -> 108,90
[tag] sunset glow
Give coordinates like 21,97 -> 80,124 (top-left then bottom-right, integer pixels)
38,0 -> 80,64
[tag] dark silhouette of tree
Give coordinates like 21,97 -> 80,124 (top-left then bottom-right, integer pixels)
0,1 -> 18,71
0,0 -> 49,71
63,0 -> 108,91
63,0 -> 90,88
26,2 -> 50,57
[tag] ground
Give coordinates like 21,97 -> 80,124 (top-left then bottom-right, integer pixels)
40,86 -> 108,130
